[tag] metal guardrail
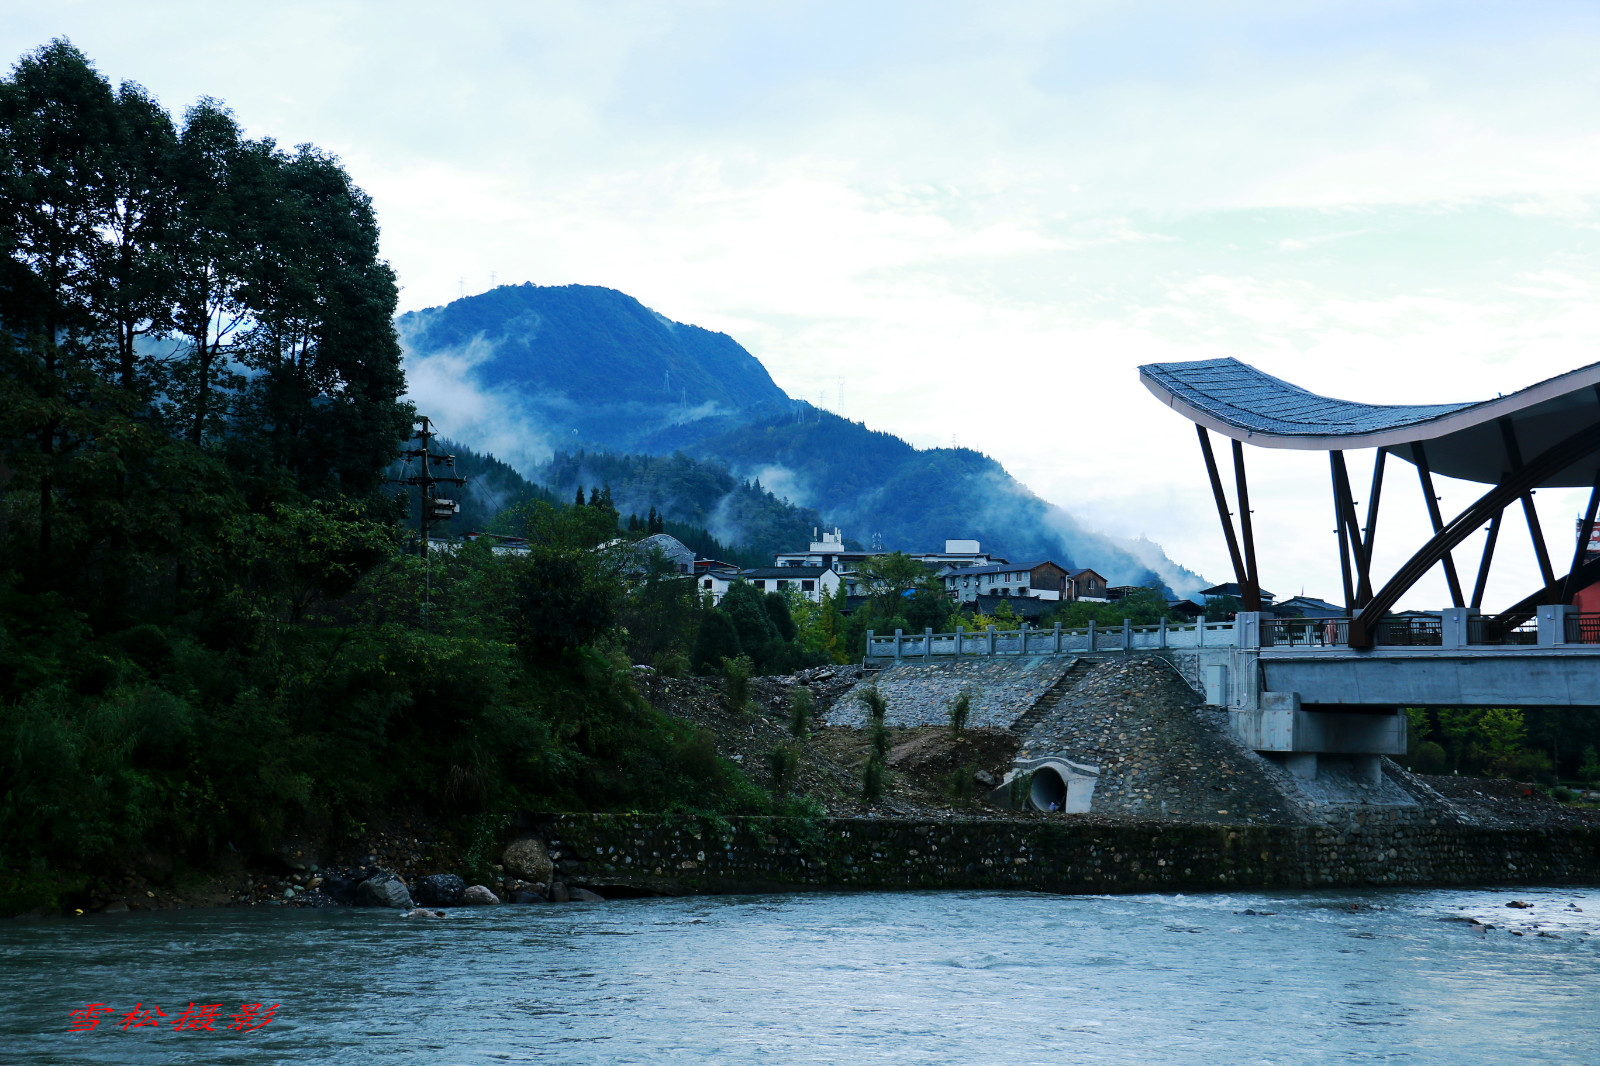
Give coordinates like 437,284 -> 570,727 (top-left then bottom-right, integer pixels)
1375,617 -> 1443,646
1565,612 -> 1600,644
1468,617 -> 1538,645
1264,618 -> 1346,647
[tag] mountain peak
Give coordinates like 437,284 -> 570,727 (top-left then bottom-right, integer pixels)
398,283 -> 788,415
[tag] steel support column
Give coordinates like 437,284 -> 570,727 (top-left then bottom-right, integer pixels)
1197,425 -> 1256,609
1560,469 -> 1600,604
1499,417 -> 1557,599
1412,442 -> 1466,608
1471,510 -> 1502,610
1232,439 -> 1261,610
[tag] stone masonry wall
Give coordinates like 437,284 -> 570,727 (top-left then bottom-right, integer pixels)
828,656 -> 1074,729
537,813 -> 1600,896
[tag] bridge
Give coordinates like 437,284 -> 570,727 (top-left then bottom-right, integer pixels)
1135,355 -> 1600,779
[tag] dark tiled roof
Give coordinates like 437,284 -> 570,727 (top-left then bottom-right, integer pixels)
968,594 -> 1053,617
741,567 -> 833,578
1140,357 -> 1475,438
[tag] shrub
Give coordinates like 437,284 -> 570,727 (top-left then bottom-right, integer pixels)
948,688 -> 972,736
768,744 -> 798,794
1578,745 -> 1600,786
1409,740 -> 1447,775
862,756 -> 885,802
1551,785 -> 1578,804
946,765 -> 976,803
858,683 -> 887,724
721,655 -> 753,713
790,687 -> 813,738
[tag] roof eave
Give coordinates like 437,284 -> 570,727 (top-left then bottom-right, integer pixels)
1139,361 -> 1600,452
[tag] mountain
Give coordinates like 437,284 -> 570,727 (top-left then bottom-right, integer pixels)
396,284 -> 790,451
399,284 -> 1204,594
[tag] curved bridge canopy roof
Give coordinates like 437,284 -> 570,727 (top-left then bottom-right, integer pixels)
1140,357 -> 1600,487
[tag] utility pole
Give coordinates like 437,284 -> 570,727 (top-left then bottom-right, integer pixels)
391,416 -> 466,559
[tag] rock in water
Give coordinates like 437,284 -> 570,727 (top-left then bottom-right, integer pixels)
355,872 -> 413,910
508,890 -> 548,904
402,908 -> 446,919
1506,900 -> 1534,909
548,881 -> 571,903
570,887 -> 605,903
461,885 -> 501,905
502,838 -> 554,884
413,873 -> 466,907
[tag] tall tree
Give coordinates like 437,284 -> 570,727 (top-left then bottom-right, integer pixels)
167,98 -> 250,446
0,39 -> 118,557
233,145 -> 408,494
90,80 -> 177,396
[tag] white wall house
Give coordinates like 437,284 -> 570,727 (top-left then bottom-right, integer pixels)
698,566 -> 842,605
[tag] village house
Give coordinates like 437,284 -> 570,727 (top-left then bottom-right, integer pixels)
943,560 -> 1071,603
1067,568 -> 1111,602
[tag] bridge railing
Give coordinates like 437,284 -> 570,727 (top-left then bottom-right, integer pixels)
1264,618 -> 1346,647
1468,617 -> 1538,645
1565,612 -> 1600,644
864,617 -> 1236,659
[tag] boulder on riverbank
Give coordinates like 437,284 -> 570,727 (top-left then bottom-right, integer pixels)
502,838 -> 554,883
461,885 -> 501,905
414,873 -> 466,906
356,872 -> 414,909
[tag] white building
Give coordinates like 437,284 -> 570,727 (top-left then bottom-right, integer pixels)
698,565 -> 843,605
774,530 -> 1007,571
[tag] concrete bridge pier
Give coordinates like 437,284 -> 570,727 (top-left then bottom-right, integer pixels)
1220,612 -> 1407,782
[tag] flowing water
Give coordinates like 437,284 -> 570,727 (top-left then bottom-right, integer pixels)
3,885 -> 1598,1064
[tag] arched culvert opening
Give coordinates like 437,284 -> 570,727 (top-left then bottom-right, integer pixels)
1029,767 -> 1068,812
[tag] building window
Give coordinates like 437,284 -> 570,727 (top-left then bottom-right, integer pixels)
801,580 -> 815,591
703,579 -> 712,589
753,580 -> 765,589
777,580 -> 789,589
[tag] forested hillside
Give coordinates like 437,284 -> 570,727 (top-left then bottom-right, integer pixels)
535,450 -> 822,563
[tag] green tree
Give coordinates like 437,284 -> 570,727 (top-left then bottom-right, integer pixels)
719,580 -> 778,663
855,551 -> 935,616
690,610 -> 741,675
764,591 -> 798,642
1052,587 -> 1177,628
166,98 -> 252,447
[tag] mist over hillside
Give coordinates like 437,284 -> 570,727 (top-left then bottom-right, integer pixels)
400,284 -> 1205,595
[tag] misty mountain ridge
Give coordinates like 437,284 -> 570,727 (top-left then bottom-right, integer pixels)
399,283 -> 1204,595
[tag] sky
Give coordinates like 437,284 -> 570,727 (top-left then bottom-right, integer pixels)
13,1 -> 1600,608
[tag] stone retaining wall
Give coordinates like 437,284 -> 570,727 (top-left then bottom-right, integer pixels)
536,813 -> 1600,896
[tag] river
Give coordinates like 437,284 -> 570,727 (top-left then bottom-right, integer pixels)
3,885 -> 1597,1064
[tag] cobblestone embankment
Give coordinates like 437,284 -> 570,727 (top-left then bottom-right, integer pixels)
538,812 -> 1600,896
1019,656 -> 1306,825
827,657 -> 1075,729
